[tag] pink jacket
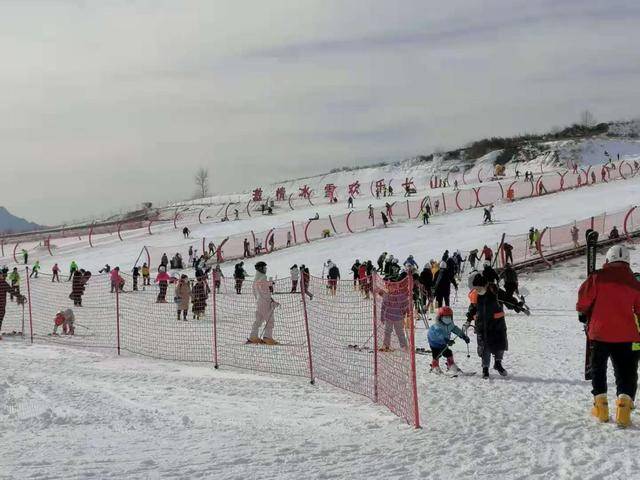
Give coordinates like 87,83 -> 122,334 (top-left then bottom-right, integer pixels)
155,271 -> 171,283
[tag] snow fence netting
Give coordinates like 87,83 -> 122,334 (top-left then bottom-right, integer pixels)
4,270 -> 419,427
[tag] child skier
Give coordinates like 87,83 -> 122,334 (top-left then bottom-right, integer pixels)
141,263 -> 150,287
427,306 -> 470,374
30,260 -> 40,278
52,309 -> 75,335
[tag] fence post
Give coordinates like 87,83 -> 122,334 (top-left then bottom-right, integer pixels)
372,274 -> 379,403
25,267 -> 34,344
441,192 -> 446,212
212,270 -> 219,369
299,274 -> 315,384
406,199 -> 411,218
291,220 -> 297,244
115,284 -> 121,355
407,274 -> 420,428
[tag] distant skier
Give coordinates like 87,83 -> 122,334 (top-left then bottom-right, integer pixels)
286,231 -> 292,247
577,245 -> 640,427
467,273 -> 508,379
30,260 -> 40,278
609,226 -> 620,240
347,196 -> 354,208
433,261 -> 458,307
421,207 -> 429,225
0,271 -> 22,336
67,260 -> 78,281
99,264 -> 111,274
182,227 -> 190,239
482,245 -> 494,264
381,212 -> 389,227
212,265 -> 223,293
233,262 -> 246,294
467,249 -> 479,270
571,225 -> 580,248
327,261 -> 340,295
243,238 -> 251,258
351,260 -> 361,290
8,268 -> 20,302
51,263 -> 60,282
132,266 -> 140,291
427,306 -> 470,374
483,205 -> 494,224
208,241 -> 215,255
377,252 -> 387,272
21,249 -> 28,265
368,204 -> 374,219
154,266 -> 171,303
503,242 -> 514,265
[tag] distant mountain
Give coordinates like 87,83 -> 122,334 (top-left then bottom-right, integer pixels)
0,207 -> 43,234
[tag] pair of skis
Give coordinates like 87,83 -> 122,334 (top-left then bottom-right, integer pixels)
583,229 -> 599,381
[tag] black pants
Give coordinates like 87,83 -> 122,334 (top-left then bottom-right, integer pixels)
158,282 -> 168,302
504,282 -> 518,298
435,293 -> 450,307
431,345 -> 453,360
590,341 -> 639,398
291,279 -> 298,293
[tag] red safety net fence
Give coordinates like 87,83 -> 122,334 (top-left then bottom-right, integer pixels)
3,269 -> 420,427
498,205 -> 639,268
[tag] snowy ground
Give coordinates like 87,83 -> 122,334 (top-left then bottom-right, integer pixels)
3,166 -> 640,479
3,247 -> 640,479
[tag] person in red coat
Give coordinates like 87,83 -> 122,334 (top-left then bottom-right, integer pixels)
576,245 -> 640,427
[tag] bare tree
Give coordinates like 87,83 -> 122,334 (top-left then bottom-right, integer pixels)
580,110 -> 596,128
194,167 -> 209,198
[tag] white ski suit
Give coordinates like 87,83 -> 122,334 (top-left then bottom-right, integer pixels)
249,272 -> 279,339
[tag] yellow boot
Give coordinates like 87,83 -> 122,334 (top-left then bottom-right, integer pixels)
615,394 -> 633,428
591,394 -> 609,423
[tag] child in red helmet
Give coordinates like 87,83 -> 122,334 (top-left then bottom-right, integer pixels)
427,306 -> 470,374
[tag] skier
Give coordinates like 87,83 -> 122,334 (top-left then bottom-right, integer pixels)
286,231 -> 292,247
182,227 -> 190,239
368,204 -> 374,219
160,253 -> 169,269
419,264 -> 434,310
233,262 -> 246,294
141,263 -> 150,287
404,255 -> 419,272
191,274 -> 210,319
434,199 -> 440,213
482,245 -> 494,264
21,249 -> 28,265
70,270 -> 86,306
358,262 -> 370,299
174,274 -> 191,321
433,261 -> 458,307
0,271 -> 22,337
383,255 -> 394,277
248,262 -> 280,345
609,226 -> 620,240
234,209 -> 239,221
379,285 -> 409,352
30,260 -> 40,278
208,241 -> 215,255
427,306 -> 470,374
576,245 -> 640,427
347,196 -> 354,208
426,203 -> 432,216
290,264 -> 300,293
421,207 -> 430,225
51,263 -> 60,282
467,249 -> 479,270
528,227 -> 535,248
110,267 -> 124,293
132,266 -> 140,291
377,252 -> 387,272
300,264 -> 313,300
351,260 -> 361,290
8,268 -> 20,302
380,211 -> 389,228
67,260 -> 78,281
212,264 -> 223,293
155,266 -> 172,303
467,273 -> 508,378
503,242 -> 514,265
243,238 -> 251,258
99,264 -> 111,274
327,261 -> 340,295
483,205 -> 494,224
188,246 -> 194,265
52,309 -> 75,336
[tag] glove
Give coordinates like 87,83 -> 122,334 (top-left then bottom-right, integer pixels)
462,335 -> 470,344
578,313 -> 588,324
447,340 -> 455,346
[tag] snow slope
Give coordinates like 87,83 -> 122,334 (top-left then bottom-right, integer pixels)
4,247 -> 640,479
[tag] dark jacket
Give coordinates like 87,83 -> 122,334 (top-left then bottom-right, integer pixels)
471,289 -> 508,354
434,268 -> 457,296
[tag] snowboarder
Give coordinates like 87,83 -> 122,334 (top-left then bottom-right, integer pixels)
576,245 -> 640,427
174,274 -> 191,321
433,261 -> 458,307
467,273 -> 508,379
248,262 -> 280,345
427,306 -> 470,374
234,262 -> 246,294
290,264 -> 300,293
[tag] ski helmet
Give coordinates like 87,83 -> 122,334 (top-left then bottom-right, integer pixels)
605,244 -> 630,264
436,306 -> 453,325
255,261 -> 267,273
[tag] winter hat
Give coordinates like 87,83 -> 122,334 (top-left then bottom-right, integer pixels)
255,261 -> 267,272
436,306 -> 453,324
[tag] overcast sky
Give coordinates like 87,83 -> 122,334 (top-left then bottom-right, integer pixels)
2,0 -> 639,224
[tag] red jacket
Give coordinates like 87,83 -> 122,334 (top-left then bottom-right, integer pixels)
576,262 -> 640,342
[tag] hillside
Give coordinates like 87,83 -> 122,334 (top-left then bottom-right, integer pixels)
0,206 -> 43,234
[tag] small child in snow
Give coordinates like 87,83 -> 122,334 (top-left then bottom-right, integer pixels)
53,309 -> 75,335
427,306 -> 470,374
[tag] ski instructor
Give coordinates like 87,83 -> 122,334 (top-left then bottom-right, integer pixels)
576,244 -> 640,428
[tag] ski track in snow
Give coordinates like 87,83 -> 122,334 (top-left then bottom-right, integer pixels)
4,172 -> 640,479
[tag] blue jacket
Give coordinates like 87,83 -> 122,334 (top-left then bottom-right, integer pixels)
428,321 -> 465,348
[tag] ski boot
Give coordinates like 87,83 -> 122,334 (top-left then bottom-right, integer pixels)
262,337 -> 279,346
482,367 -> 489,379
615,394 -> 633,428
430,359 -> 443,375
591,394 -> 609,423
493,361 -> 508,376
446,357 -> 462,374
